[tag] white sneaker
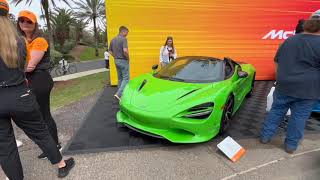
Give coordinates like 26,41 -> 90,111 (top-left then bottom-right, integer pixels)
6,177 -> 9,180
16,140 -> 23,148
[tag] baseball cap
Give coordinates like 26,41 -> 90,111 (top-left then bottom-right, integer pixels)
0,0 -> 9,16
18,10 -> 37,24
310,9 -> 320,20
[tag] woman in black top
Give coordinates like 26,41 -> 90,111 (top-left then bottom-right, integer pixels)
17,10 -> 61,159
0,1 -> 74,179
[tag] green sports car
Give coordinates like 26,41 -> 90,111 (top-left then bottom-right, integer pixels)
117,56 -> 256,143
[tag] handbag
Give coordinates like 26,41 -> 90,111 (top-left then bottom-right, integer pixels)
266,86 -> 291,115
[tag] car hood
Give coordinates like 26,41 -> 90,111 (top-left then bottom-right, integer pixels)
129,74 -> 214,112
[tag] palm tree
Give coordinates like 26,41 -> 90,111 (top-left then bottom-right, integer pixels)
73,0 -> 106,57
13,0 -> 70,51
72,19 -> 87,43
51,8 -> 74,48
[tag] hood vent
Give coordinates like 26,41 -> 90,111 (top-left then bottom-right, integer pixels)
138,80 -> 147,92
177,88 -> 200,100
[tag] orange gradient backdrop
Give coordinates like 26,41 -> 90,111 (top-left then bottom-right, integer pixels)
106,0 -> 320,85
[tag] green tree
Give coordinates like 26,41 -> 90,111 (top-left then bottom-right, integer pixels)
73,0 -> 106,57
13,0 -> 70,51
94,27 -> 106,46
73,19 -> 87,43
51,8 -> 74,48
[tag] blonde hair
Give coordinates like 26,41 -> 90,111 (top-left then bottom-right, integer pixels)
0,16 -> 19,68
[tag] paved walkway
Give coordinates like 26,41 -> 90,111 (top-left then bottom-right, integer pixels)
53,68 -> 109,81
1,91 -> 320,180
50,59 -> 105,78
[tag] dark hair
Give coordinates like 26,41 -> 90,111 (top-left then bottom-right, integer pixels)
17,20 -> 44,41
295,19 -> 305,34
303,19 -> 320,33
164,36 -> 175,53
119,26 -> 129,33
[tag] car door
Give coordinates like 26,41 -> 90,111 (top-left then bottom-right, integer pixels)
235,65 -> 251,102
232,64 -> 250,110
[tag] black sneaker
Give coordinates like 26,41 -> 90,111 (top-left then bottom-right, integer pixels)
58,158 -> 75,178
259,137 -> 271,144
38,144 -> 62,159
38,152 -> 48,159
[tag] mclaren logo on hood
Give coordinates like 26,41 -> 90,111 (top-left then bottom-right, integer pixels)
262,30 -> 295,40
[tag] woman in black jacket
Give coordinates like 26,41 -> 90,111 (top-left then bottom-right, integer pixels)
0,1 -> 74,179
17,10 -> 61,159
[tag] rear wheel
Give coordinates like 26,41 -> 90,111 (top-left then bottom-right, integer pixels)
55,67 -> 64,76
246,73 -> 256,98
219,96 -> 234,134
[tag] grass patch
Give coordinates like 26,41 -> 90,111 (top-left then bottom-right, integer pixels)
79,47 -> 105,61
51,72 -> 109,110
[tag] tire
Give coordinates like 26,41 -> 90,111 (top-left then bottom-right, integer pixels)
68,65 -> 77,74
49,67 -> 55,74
311,112 -> 320,120
246,72 -> 256,98
55,68 -> 64,76
219,96 -> 234,134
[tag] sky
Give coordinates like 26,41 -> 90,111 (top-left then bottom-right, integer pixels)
8,1 -> 71,26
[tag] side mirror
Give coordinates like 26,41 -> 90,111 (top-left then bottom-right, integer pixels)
152,64 -> 158,70
238,71 -> 248,78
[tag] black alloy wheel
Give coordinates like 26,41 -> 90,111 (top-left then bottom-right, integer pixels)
246,73 -> 256,98
219,96 -> 234,134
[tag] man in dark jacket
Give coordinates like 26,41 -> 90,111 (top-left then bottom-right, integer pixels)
295,19 -> 305,34
260,10 -> 320,154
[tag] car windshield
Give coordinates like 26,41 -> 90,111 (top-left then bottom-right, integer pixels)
154,57 -> 224,83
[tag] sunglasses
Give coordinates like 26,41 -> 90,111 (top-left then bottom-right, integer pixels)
18,19 -> 33,24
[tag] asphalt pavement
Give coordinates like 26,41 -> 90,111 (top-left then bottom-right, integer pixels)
1,91 -> 320,180
50,59 -> 105,78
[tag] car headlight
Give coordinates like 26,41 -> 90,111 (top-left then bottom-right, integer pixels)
180,102 -> 214,119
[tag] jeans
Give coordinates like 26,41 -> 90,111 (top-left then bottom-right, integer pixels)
260,89 -> 317,150
115,59 -> 129,97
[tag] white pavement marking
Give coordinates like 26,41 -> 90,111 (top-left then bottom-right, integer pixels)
53,68 -> 109,82
221,147 -> 320,180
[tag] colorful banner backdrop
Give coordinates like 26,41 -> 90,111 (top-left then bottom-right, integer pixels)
106,0 -> 319,85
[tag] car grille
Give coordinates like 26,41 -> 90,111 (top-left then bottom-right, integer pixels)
123,123 -> 164,139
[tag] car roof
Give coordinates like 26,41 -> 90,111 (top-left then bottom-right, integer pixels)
175,56 -> 223,61
174,56 -> 243,67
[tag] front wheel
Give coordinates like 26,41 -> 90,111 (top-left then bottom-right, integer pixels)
219,96 -> 234,134
68,65 -> 77,74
